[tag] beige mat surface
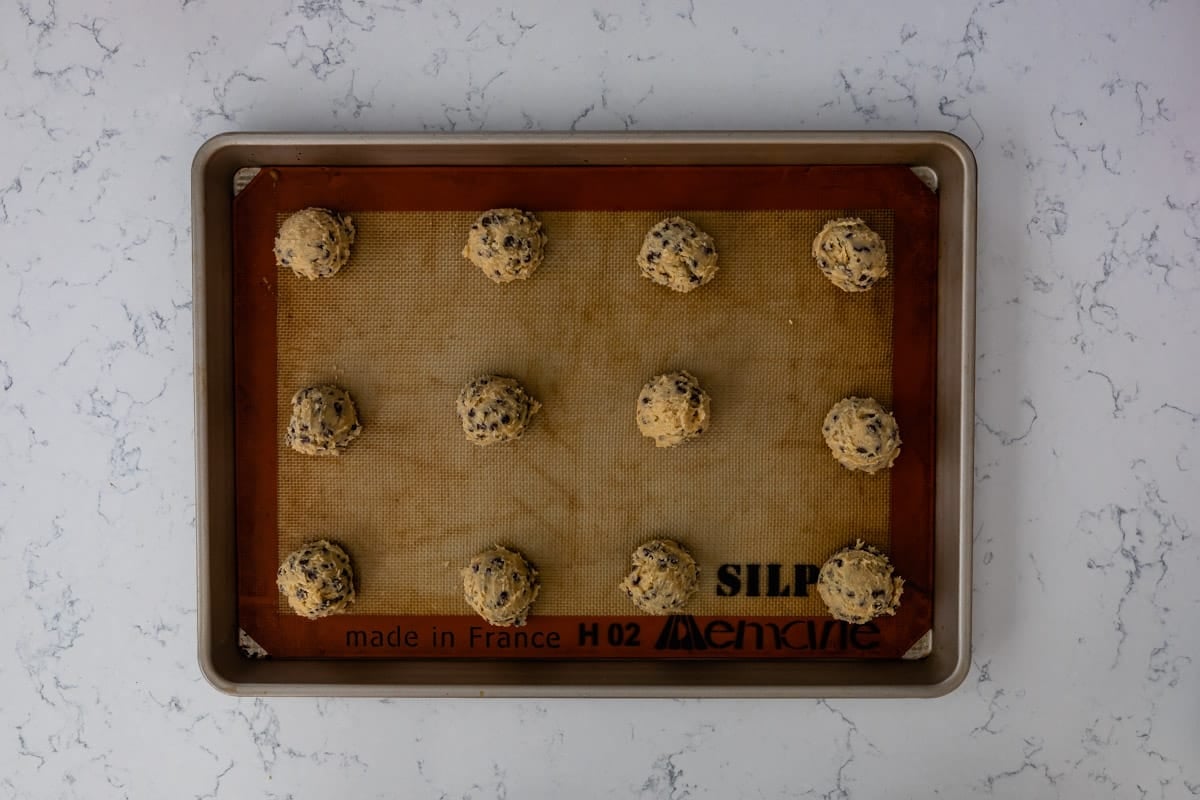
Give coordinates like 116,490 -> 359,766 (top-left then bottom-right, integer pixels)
275,209 -> 894,616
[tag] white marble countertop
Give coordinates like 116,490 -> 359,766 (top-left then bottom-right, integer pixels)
2,0 -> 1197,796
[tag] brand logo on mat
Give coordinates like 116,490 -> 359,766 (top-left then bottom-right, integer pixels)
654,615 -> 709,651
652,615 -> 881,652
715,563 -> 821,597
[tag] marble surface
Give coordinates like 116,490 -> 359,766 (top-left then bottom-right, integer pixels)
1,0 -> 1198,796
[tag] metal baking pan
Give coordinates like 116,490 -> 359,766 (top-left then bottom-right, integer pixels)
192,132 -> 976,697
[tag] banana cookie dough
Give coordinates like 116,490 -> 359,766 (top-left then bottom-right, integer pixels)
620,539 -> 701,615
462,208 -> 548,283
812,217 -> 888,292
637,217 -> 719,292
286,384 -> 363,456
456,375 -> 541,446
274,207 -> 356,280
276,539 -> 356,619
461,545 -> 540,627
636,370 -> 711,448
822,396 -> 901,473
817,540 -> 904,624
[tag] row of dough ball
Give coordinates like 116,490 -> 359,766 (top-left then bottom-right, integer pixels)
284,376 -> 901,472
273,207 -> 889,294
276,538 -> 904,627
282,372 -> 706,453
460,370 -> 714,450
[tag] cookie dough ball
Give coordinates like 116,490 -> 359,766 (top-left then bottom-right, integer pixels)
276,540 -> 356,619
637,217 -> 719,292
822,396 -> 901,473
456,375 -> 541,446
636,371 -> 711,448
812,218 -> 888,292
817,540 -> 904,624
286,384 -> 363,456
462,208 -> 547,283
620,539 -> 701,614
461,545 -> 540,627
274,207 -> 356,280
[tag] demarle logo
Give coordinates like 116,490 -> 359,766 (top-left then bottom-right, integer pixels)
654,615 -> 709,651
652,615 -> 881,652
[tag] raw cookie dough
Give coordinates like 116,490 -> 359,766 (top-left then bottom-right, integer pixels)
462,208 -> 548,283
636,370 -> 711,448
276,539 -> 356,619
812,217 -> 888,292
822,396 -> 901,473
286,384 -> 363,456
817,540 -> 904,624
456,375 -> 541,446
461,545 -> 540,627
274,207 -> 356,280
636,217 -> 719,292
620,539 -> 701,615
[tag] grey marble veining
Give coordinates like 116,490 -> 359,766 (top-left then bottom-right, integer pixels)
1,0 -> 1197,796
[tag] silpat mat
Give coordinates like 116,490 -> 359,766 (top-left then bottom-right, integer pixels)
232,166 -> 937,659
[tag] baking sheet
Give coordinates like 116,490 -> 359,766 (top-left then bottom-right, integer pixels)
197,134 -> 975,696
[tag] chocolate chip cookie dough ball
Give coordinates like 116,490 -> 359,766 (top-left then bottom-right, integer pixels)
461,545 -> 540,627
462,208 -> 548,283
274,207 -> 356,280
456,375 -> 541,446
637,217 -> 719,292
636,370 -> 711,448
286,384 -> 363,456
620,539 -> 701,614
276,540 -> 356,619
817,540 -> 904,624
812,217 -> 888,292
822,396 -> 901,474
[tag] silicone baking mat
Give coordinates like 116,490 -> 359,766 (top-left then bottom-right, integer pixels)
232,166 -> 937,659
